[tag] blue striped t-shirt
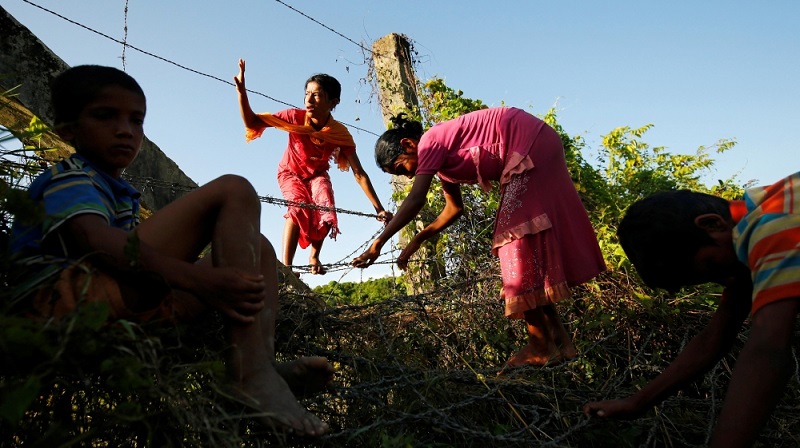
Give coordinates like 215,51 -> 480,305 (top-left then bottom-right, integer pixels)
10,153 -> 141,269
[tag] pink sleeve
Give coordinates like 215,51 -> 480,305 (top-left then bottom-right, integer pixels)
415,135 -> 447,176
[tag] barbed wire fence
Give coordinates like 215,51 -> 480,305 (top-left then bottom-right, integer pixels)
3,144 -> 772,448
5,2 -> 800,446
5,121 -> 800,448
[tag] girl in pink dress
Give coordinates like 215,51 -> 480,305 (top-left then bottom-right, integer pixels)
352,107 -> 606,368
235,59 -> 392,274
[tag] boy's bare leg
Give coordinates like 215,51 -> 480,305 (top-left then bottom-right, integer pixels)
259,235 -> 335,397
231,236 -> 328,435
135,175 -> 328,436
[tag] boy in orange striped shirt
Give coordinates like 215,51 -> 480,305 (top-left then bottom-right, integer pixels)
583,172 -> 800,448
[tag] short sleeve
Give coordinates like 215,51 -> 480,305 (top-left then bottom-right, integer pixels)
40,171 -> 111,239
415,138 -> 448,176
746,213 -> 800,314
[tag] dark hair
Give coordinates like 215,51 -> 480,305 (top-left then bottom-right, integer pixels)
51,65 -> 145,129
374,113 -> 424,170
617,190 -> 731,292
305,73 -> 341,106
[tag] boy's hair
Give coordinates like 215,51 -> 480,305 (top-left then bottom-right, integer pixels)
618,190 -> 731,292
305,73 -> 341,104
51,65 -> 145,129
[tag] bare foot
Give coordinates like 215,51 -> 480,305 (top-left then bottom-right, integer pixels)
233,364 -> 329,437
497,342 -> 564,375
308,256 -> 327,275
275,356 -> 335,397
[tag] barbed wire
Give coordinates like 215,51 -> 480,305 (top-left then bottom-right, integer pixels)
4,153 -> 498,275
2,154 -> 413,272
121,0 -> 129,70
18,0 -> 380,137
272,0 -> 374,56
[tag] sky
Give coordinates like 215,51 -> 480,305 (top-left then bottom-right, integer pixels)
3,0 -> 799,288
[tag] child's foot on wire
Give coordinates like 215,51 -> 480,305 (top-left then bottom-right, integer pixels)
275,356 -> 335,397
308,257 -> 327,275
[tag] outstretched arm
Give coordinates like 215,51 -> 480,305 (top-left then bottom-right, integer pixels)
346,151 -> 393,223
233,58 -> 262,130
709,297 -> 800,447
583,278 -> 752,419
351,173 -> 435,268
396,180 -> 463,270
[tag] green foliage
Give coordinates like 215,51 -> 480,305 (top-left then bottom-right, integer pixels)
392,77 -> 745,304
416,77 -> 487,127
1,88 -> 50,293
314,276 -> 405,305
592,123 -> 743,275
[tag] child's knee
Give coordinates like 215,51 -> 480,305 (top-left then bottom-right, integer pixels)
215,174 -> 259,205
260,235 -> 277,260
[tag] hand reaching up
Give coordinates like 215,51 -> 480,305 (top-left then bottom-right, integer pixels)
233,58 -> 247,93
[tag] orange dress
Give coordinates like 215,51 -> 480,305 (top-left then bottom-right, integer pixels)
245,108 -> 355,248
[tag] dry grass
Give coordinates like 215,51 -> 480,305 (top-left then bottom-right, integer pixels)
3,270 -> 800,447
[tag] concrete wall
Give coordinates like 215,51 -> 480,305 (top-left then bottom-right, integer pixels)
0,5 -> 197,211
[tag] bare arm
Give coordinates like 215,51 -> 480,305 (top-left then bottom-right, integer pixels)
61,214 -> 266,322
583,277 -> 752,419
351,173 -> 435,267
709,297 -> 800,448
233,58 -> 263,131
397,180 -> 463,269
346,151 -> 393,223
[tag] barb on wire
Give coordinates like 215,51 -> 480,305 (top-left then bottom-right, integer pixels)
272,0 -> 373,55
121,0 -> 129,70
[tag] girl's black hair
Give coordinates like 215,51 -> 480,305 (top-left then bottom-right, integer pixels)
305,73 -> 341,106
374,113 -> 424,170
51,65 -> 145,129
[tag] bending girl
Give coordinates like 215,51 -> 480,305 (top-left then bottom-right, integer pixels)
352,108 -> 605,368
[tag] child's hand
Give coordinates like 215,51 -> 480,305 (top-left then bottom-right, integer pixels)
377,210 -> 393,225
582,398 -> 643,420
396,243 -> 420,271
192,266 -> 266,323
352,241 -> 381,268
233,58 -> 247,92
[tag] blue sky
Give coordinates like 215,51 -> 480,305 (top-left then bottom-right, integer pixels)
4,0 -> 799,287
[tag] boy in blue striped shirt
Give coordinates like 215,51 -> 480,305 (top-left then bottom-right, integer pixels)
10,65 -> 331,437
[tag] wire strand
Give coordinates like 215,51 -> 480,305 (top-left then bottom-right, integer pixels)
19,0 -> 380,136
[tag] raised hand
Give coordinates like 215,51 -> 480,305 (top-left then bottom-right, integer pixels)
233,58 -> 247,92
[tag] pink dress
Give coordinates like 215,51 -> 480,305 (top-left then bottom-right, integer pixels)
272,109 -> 355,249
416,107 -> 606,318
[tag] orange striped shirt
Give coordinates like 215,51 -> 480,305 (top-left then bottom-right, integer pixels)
731,172 -> 800,314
